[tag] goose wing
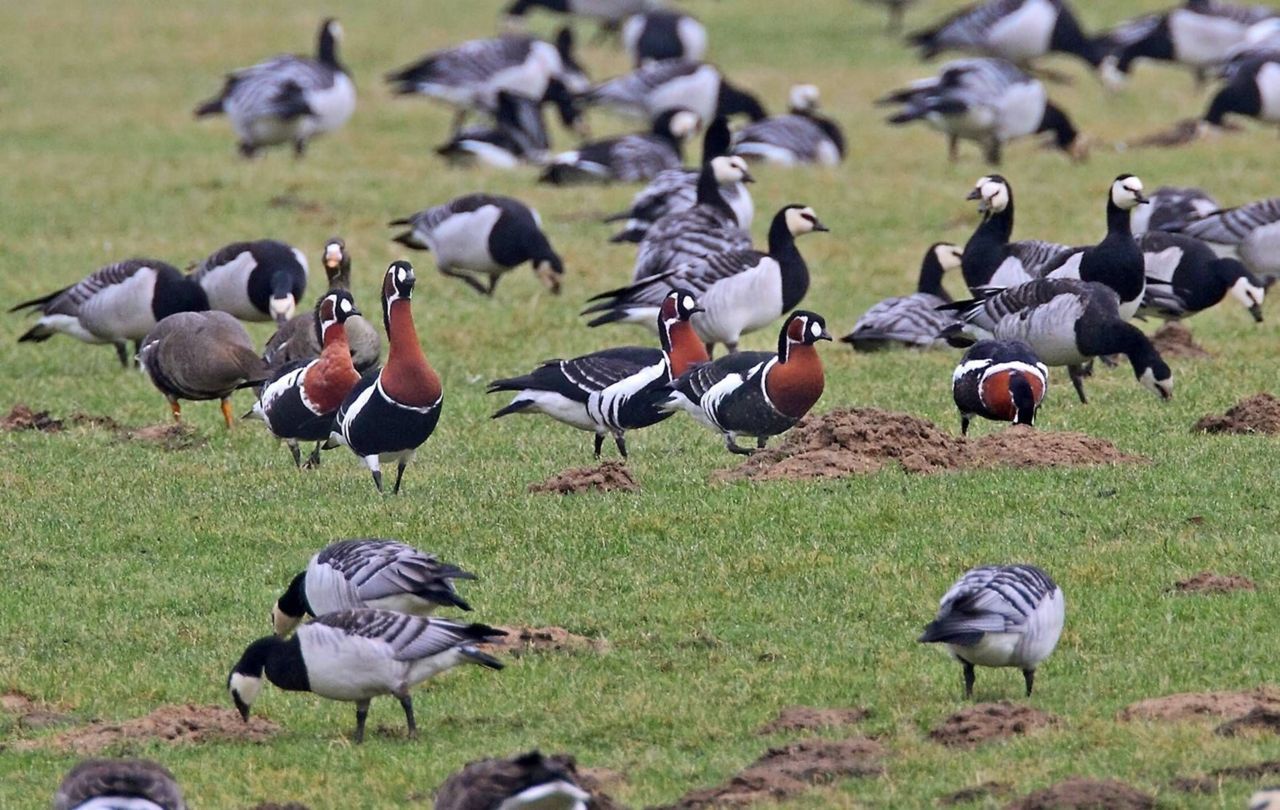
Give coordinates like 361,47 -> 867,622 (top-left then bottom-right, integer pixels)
1171,198 -> 1280,245
318,539 -> 475,605
10,259 -> 160,316
920,564 -> 1057,644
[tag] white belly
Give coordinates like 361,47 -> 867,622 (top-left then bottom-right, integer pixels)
995,81 -> 1047,140
948,632 -> 1021,667
301,643 -> 407,700
1257,62 -> 1280,122
78,271 -> 159,341
428,207 -> 505,272
199,252 -> 262,320
1170,10 -> 1251,66
301,73 -> 357,136
509,391 -> 598,433
987,0 -> 1056,61
645,66 -> 720,123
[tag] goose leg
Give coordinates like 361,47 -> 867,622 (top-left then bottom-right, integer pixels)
221,399 -> 235,429
1067,365 -> 1089,404
293,139 -> 307,159
238,142 -> 257,159
725,435 -> 753,455
398,693 -> 417,739
960,414 -> 971,436
438,265 -> 490,295
703,342 -> 716,359
1023,668 -> 1036,697
353,699 -> 370,744
392,459 -> 408,495
134,341 -> 143,368
287,440 -> 303,469
168,399 -> 182,423
304,442 -> 323,469
726,342 -> 739,354
613,433 -> 628,459
593,434 -> 605,459
485,274 -> 500,296
114,341 -> 129,369
756,436 -> 768,450
364,455 -> 383,493
962,660 -> 976,699
947,134 -> 959,163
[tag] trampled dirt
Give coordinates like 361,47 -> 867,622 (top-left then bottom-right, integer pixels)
1216,707 -> 1280,737
1172,571 -> 1257,594
939,781 -> 1012,805
756,706 -> 870,735
479,626 -> 610,657
928,702 -> 1057,748
11,704 -> 278,754
1150,323 -> 1212,359
1118,687 -> 1280,723
0,403 -> 203,450
1194,393 -> 1280,435
528,461 -> 639,494
656,737 -> 884,808
1005,778 -> 1155,809
1,690 -> 76,731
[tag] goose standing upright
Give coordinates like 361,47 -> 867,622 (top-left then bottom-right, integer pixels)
951,339 -> 1048,434
732,85 -> 847,166
53,759 -> 187,810
195,18 -> 355,158
538,109 -> 700,184
1137,231 -> 1266,323
582,60 -> 766,125
434,751 -> 592,810
189,240 -> 308,325
623,10 -> 708,65
842,243 -> 962,351
960,175 -> 1072,292
332,262 -> 442,494
909,0 -> 1106,72
138,311 -> 268,427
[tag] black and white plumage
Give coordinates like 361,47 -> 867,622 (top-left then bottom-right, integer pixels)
842,243 -> 962,351
53,759 -> 187,810
960,174 -> 1073,292
194,19 -> 355,158
623,11 -> 708,66
942,278 -> 1173,404
272,539 -> 476,637
434,85 -> 577,169
391,194 -> 564,296
919,564 -> 1065,698
228,609 -> 505,743
10,259 -> 209,368
1204,50 -> 1280,130
952,339 -> 1048,434
188,240 -> 308,325
909,0 -> 1105,70
505,0 -> 663,26
585,205 -> 828,355
1137,231 -> 1266,322
732,85 -> 847,166
539,109 -> 700,184
434,751 -> 592,810
1130,186 -> 1219,236
1165,196 -> 1280,283
879,58 -> 1082,164
582,60 -> 766,126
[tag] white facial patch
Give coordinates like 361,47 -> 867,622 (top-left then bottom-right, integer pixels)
785,207 -> 811,235
682,295 -> 696,311
789,84 -> 820,112
339,298 -> 353,314
935,244 -> 963,271
1230,277 -> 1265,309
325,244 -> 343,264
229,672 -> 262,707
982,181 -> 1009,213
1112,177 -> 1146,210
330,21 -> 344,41
711,156 -> 747,184
670,111 -> 701,139
269,295 -> 296,321
1139,367 -> 1172,399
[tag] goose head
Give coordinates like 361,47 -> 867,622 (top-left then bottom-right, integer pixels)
1221,262 -> 1266,322
710,155 -> 754,185
1111,174 -> 1148,210
227,637 -> 273,721
967,175 -> 1010,215
381,260 -> 416,331
932,242 -> 963,272
783,310 -> 832,349
783,205 -> 829,236
532,254 -> 564,295
788,84 -> 821,114
1137,360 -> 1173,400
322,237 -> 349,277
316,290 -> 359,342
268,272 -> 297,325
659,288 -> 705,328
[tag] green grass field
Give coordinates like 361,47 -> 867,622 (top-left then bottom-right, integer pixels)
3,0 -> 1280,807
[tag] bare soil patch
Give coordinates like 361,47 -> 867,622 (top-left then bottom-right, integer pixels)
656,737 -> 884,808
1194,393 -> 1280,435
929,702 -> 1057,748
479,626 -> 609,657
11,704 -> 277,754
1006,778 -> 1155,809
940,781 -> 1012,805
1150,323 -> 1212,359
528,461 -> 638,494
0,404 -> 201,450
1118,687 -> 1280,723
966,426 -> 1144,470
756,706 -> 870,735
1172,760 -> 1280,793
1,690 -> 76,731
1173,571 -> 1256,594
1129,118 -> 1239,148
117,424 -> 206,451
1217,707 -> 1280,737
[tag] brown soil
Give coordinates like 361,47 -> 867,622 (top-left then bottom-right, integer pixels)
1150,323 -> 1211,359
1171,760 -> 1280,793
756,706 -> 870,735
940,781 -> 1012,805
718,410 -> 1143,483
247,804 -> 311,810
928,702 -> 1057,748
1,404 -> 65,431
1194,393 -> 1280,435
576,765 -> 628,810
0,404 -> 198,450
657,737 -> 884,808
1006,778 -> 1155,809
1,690 -> 76,731
1216,707 -> 1280,737
117,424 -> 206,450
528,461 -> 638,494
1130,118 -> 1239,148
1173,571 -> 1256,594
11,704 -> 277,754
1118,687 -> 1280,723
479,626 -> 610,657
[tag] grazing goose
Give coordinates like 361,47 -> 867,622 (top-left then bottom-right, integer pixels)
1203,51 -> 1280,131
603,116 -> 753,244
909,0 -> 1106,71
960,175 -> 1073,292
841,243 -> 962,351
941,278 -> 1173,403
662,311 -> 830,454
229,610 -> 504,743
195,18 -> 355,158
251,291 -> 363,469
273,539 -> 475,637
623,11 -> 708,66
952,339 -> 1048,434
505,0 -> 663,28
10,259 -> 209,368
331,262 -> 442,494
1166,196 -> 1280,283
1137,231 -> 1265,323
489,290 -> 708,458
585,205 -> 828,356
732,85 -> 847,166
262,238 -> 381,375
538,109 -> 700,184
139,311 -> 268,428
919,564 -> 1064,698
879,58 -> 1083,165
582,60 -> 766,126
1130,186 -> 1218,236
189,240 -> 308,325
54,759 -> 186,810
391,195 -> 564,296
434,85 -> 577,169
434,751 -> 592,810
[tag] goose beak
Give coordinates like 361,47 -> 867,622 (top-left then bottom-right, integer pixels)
1134,191 -> 1149,204
690,305 -> 706,315
818,329 -> 833,341
965,188 -> 982,201
741,170 -> 756,184
812,219 -> 830,233
1250,302 -> 1264,323
349,307 -> 362,317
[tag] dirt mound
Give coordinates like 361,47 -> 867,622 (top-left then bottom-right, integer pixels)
117,424 -> 206,451
479,626 -> 609,657
966,426 -> 1144,470
1006,778 -> 1155,809
657,737 -> 883,808
1173,571 -> 1256,594
1217,707 -> 1280,737
1150,323 -> 1211,359
1194,393 -> 1280,435
12,704 -> 278,754
1,404 -> 64,431
1118,687 -> 1280,723
929,702 -> 1057,748
528,461 -> 638,494
1172,760 -> 1280,793
756,706 -> 870,735
1,690 -> 76,731
940,781 -> 1012,805
0,405 -> 198,450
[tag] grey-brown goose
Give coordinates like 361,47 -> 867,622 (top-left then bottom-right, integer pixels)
54,758 -> 187,810
262,238 -> 382,373
139,311 -> 268,428
434,750 -> 593,810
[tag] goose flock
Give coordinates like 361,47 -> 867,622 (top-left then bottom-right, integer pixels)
13,0 -> 1280,806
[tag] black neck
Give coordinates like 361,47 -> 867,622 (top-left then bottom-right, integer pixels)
278,571 -> 312,620
776,330 -> 793,362
151,267 -> 210,320
917,252 -> 948,298
1010,372 -> 1036,425
701,116 -> 731,163
1204,78 -> 1260,126
318,26 -> 342,71
769,213 -> 810,311
717,80 -> 767,122
695,162 -> 733,215
1038,102 -> 1077,151
1086,319 -> 1146,362
1049,8 -> 1105,67
962,197 -> 1014,291
1105,195 -> 1133,237
233,636 -> 309,693
808,113 -> 846,157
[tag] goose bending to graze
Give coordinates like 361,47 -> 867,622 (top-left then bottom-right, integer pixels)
661,311 -> 830,454
842,243 -> 962,351
960,175 -> 1073,292
11,259 -> 208,369
919,564 -> 1064,698
952,339 -> 1048,434
1203,51 -> 1280,131
582,60 -> 766,126
1131,186 -> 1218,236
732,85 -> 846,166
229,610 -> 505,744
195,19 -> 355,158
273,539 -> 476,637
539,109 -> 700,184
54,759 -> 186,810
391,195 -> 564,296
909,0 -> 1106,71
189,240 -> 308,326
1137,231 -> 1265,323
941,278 -> 1173,404
434,751 -> 592,810
623,10 -> 707,66
435,85 -> 578,169
139,311 -> 268,428
1165,196 -> 1280,284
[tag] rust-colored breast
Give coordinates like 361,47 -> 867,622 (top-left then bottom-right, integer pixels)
303,323 -> 361,412
980,369 -> 1045,420
765,344 -> 825,419
381,300 -> 442,407
668,321 -> 710,376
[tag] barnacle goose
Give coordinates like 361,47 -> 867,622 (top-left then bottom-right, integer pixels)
434,751 -> 593,810
435,84 -> 578,168
505,0 -> 664,28
1138,231 -> 1266,322
732,85 -> 847,166
188,240 -> 309,325
879,58 -> 1083,164
603,116 -> 754,244
623,10 -> 708,66
539,109 -> 700,184
1203,50 -> 1280,131
582,60 -> 766,126
1130,186 -> 1219,236
54,759 -> 186,810
139,311 -> 268,428
1165,196 -> 1280,283
909,0 -> 1106,71
195,19 -> 355,158
919,564 -> 1064,698
952,339 -> 1048,434
842,243 -> 962,351
960,175 -> 1073,292
229,610 -> 505,743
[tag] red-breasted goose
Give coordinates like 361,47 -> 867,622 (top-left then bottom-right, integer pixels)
188,239 -> 308,325
53,758 -> 186,810
951,339 -> 1048,435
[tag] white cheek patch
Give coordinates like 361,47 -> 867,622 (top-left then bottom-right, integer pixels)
230,673 -> 262,706
810,322 -> 822,338
1230,278 -> 1265,309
